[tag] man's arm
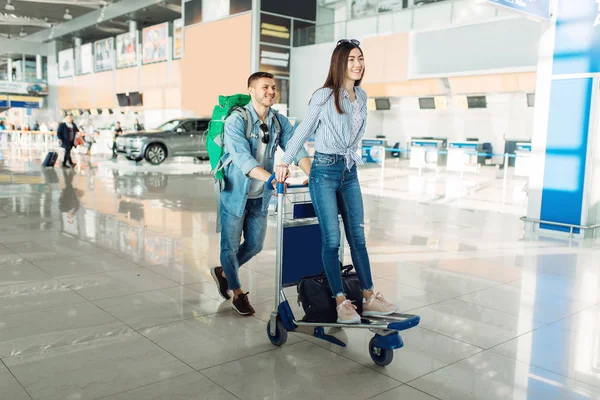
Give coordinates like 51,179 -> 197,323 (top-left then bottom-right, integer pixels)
225,116 -> 277,188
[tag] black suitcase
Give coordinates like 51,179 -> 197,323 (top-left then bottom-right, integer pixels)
297,265 -> 363,323
42,152 -> 58,168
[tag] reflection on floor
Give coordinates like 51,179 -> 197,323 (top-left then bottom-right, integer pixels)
0,150 -> 599,400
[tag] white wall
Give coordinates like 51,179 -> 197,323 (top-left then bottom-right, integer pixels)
409,18 -> 541,78
369,93 -> 534,155
289,42 -> 336,119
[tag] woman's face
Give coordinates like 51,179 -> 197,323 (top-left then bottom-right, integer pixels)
347,47 -> 365,82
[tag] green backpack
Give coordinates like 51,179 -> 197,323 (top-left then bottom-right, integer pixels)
207,94 -> 252,184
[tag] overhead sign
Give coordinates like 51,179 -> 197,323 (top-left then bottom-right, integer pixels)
9,95 -> 43,109
0,81 -> 48,96
0,95 -> 7,108
485,0 -> 550,19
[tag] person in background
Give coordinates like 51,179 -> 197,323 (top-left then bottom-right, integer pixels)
0,121 -> 5,131
11,66 -> 16,81
134,119 -> 144,132
57,115 -> 79,169
112,121 -> 123,160
39,123 -> 49,133
33,121 -> 40,131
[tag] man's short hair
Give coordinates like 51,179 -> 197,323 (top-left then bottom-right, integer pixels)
248,72 -> 275,88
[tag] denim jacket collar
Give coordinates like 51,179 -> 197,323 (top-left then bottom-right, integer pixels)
245,103 -> 275,127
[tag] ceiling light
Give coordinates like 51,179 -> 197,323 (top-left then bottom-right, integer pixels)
5,0 -> 14,11
19,27 -> 26,37
64,8 -> 72,20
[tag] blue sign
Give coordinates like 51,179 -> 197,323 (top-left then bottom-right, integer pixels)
411,140 -> 438,148
448,142 -> 478,150
361,139 -> 386,163
9,99 -> 41,109
486,0 -> 550,19
553,0 -> 600,75
0,99 -> 7,108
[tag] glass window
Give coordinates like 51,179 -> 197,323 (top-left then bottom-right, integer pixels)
197,120 -> 209,131
156,120 -> 180,132
179,121 -> 197,132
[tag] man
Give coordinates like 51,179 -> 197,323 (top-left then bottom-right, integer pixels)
134,119 -> 144,132
112,122 -> 123,160
57,115 -> 79,168
211,72 -> 311,316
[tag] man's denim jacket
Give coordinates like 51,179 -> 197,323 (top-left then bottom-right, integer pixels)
220,104 -> 309,218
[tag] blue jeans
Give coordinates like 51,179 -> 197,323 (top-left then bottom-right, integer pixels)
220,198 -> 268,290
309,152 -> 374,297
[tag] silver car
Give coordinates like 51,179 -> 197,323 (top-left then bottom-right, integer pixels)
116,118 -> 210,165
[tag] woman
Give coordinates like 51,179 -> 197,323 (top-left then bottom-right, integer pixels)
276,39 -> 397,324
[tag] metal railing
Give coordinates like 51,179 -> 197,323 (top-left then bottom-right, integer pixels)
520,217 -> 600,239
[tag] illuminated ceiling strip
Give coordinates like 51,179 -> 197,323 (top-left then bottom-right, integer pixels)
261,23 -> 289,32
260,50 -> 289,60
260,58 -> 288,67
261,29 -> 290,39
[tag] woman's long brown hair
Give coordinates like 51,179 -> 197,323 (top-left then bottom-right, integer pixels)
321,41 -> 365,114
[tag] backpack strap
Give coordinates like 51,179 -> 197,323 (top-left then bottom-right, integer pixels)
213,107 -> 254,233
271,109 -> 282,143
216,107 -> 253,174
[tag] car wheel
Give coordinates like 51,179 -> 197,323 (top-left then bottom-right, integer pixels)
145,144 -> 166,165
145,172 -> 168,191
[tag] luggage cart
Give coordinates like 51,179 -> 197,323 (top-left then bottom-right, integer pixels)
266,178 -> 421,367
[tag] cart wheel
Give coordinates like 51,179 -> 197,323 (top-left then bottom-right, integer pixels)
267,319 -> 288,347
369,337 -> 394,367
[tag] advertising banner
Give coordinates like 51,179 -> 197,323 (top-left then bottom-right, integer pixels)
173,18 -> 183,59
116,31 -> 138,68
95,37 -> 115,72
58,48 -> 74,78
143,22 -> 168,64
76,43 -> 93,75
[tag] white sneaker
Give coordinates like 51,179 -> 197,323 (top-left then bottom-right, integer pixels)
362,292 -> 398,317
336,300 -> 361,324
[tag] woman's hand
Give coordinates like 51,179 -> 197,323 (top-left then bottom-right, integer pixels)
275,163 -> 290,183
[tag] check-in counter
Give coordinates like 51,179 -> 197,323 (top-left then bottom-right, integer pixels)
514,142 -> 532,177
447,141 -> 479,172
361,138 -> 388,164
409,139 -> 444,169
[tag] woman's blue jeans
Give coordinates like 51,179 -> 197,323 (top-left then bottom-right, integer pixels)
309,152 -> 374,297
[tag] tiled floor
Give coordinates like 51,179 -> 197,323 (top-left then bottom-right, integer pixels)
0,149 -> 599,399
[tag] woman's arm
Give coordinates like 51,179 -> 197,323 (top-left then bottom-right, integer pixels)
280,88 -> 330,166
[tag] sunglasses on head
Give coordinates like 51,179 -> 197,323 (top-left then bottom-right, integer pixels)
259,123 -> 270,144
337,39 -> 361,47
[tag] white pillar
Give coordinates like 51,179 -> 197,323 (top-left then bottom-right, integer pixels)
36,54 -> 42,80
128,20 -> 137,33
7,58 -> 13,82
251,0 -> 261,73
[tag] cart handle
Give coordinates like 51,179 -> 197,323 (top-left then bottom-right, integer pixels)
268,173 -> 308,195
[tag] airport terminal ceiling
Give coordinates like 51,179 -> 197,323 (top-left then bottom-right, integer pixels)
0,0 -> 180,42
